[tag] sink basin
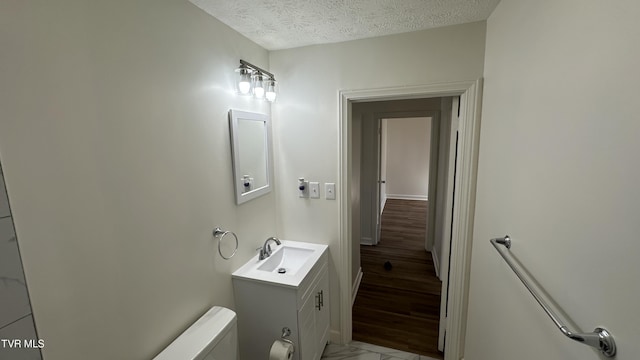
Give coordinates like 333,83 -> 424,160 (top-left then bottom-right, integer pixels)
257,246 -> 314,275
232,240 -> 328,288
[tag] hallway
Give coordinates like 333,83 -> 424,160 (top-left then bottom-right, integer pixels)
353,199 -> 443,359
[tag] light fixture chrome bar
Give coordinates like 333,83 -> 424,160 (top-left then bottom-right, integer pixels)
240,59 -> 274,79
490,236 -> 616,357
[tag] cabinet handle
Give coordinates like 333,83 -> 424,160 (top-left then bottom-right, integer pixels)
315,293 -> 321,310
319,290 -> 324,308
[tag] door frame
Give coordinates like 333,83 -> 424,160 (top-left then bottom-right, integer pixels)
438,96 -> 460,351
338,80 -> 482,360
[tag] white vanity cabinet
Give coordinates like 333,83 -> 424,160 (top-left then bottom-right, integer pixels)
232,242 -> 329,360
297,264 -> 330,359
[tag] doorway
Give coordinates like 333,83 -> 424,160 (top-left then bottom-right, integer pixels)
351,102 -> 448,358
338,80 -> 483,360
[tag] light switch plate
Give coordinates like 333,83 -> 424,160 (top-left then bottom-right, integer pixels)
325,183 -> 336,200
309,182 -> 320,199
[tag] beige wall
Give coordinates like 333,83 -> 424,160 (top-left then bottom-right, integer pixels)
270,22 -> 486,338
0,1 -> 276,359
385,117 -> 431,200
466,0 -> 640,359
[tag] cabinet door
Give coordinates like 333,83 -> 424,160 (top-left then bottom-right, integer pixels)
298,292 -> 317,360
314,269 -> 330,355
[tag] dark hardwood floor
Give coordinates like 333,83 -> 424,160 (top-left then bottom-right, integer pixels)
353,199 -> 444,359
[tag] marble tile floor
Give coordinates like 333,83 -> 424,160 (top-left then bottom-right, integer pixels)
321,341 -> 440,360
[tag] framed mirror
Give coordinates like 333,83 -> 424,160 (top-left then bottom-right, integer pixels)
229,109 -> 273,204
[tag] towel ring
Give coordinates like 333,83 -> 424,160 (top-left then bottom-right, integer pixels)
213,227 -> 238,260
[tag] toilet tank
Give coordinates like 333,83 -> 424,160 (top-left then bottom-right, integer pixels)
154,306 -> 238,360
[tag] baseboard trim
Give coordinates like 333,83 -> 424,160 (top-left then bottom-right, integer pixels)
329,330 -> 341,344
360,237 -> 374,245
432,249 -> 441,280
386,194 -> 428,201
352,267 -> 363,306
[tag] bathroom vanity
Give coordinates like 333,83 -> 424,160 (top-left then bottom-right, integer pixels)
232,240 -> 329,360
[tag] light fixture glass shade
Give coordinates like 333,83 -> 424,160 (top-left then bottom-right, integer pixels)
238,75 -> 251,94
235,65 -> 252,95
253,72 -> 265,99
265,79 -> 277,102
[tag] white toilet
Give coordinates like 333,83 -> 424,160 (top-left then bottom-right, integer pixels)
154,306 -> 238,360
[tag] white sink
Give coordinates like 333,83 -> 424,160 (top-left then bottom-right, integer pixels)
257,246 -> 315,275
232,240 -> 328,288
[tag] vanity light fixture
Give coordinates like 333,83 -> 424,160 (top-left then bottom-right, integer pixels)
235,60 -> 277,102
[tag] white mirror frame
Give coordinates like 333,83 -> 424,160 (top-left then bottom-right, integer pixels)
228,109 -> 273,205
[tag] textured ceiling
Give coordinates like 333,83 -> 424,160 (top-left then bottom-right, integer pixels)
190,0 -> 501,50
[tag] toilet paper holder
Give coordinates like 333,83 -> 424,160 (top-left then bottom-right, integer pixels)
281,327 -> 295,352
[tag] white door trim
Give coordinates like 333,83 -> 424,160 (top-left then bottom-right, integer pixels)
338,80 -> 483,360
438,96 -> 460,351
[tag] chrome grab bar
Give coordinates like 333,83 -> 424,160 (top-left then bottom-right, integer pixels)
490,236 -> 616,357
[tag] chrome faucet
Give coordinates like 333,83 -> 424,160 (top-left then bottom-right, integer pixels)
258,236 -> 281,260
